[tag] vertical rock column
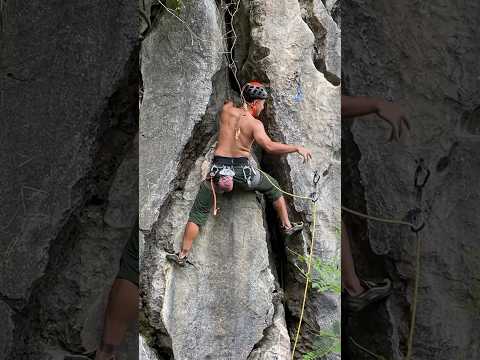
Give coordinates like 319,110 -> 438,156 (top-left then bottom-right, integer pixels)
139,0 -> 224,232
240,0 -> 341,357
0,0 -> 138,357
343,1 -> 480,359
140,0 -> 291,358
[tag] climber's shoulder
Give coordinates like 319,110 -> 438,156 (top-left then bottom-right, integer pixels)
221,100 -> 239,116
250,117 -> 264,129
249,117 -> 266,136
222,100 -> 235,109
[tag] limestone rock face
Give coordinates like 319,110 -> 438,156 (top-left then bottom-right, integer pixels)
343,1 -> 480,359
140,0 -> 340,359
299,0 -> 341,84
239,0 -> 341,357
141,150 -> 290,360
1,0 -> 138,301
0,302 -> 14,356
140,335 -> 160,360
139,0 -> 224,231
0,0 -> 139,357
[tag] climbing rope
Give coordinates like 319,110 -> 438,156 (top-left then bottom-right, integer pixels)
255,168 -> 319,360
342,206 -> 418,229
261,169 -> 424,360
406,231 -> 421,360
349,336 -> 387,360
342,205 -> 424,360
154,3 -> 423,358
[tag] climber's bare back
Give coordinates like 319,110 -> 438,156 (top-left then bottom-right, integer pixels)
214,101 -> 258,158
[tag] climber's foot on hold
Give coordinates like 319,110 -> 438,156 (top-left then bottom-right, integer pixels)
165,251 -> 188,267
344,278 -> 392,312
281,222 -> 304,236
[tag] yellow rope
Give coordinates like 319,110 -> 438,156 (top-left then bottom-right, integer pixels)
256,169 -> 422,359
342,205 -> 422,360
342,205 -> 416,228
256,168 -> 316,202
254,168 -> 317,359
406,232 -> 421,360
291,201 -> 317,359
350,336 -> 387,360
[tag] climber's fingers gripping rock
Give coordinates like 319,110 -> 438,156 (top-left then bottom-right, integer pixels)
297,145 -> 312,163
376,100 -> 411,142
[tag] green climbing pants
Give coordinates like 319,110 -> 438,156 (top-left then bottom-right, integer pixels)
188,156 -> 283,227
116,229 -> 139,287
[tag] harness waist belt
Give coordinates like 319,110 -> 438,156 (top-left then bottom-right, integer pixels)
213,155 -> 249,166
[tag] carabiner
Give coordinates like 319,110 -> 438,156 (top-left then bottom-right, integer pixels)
414,162 -> 431,189
313,170 -> 321,186
410,222 -> 425,233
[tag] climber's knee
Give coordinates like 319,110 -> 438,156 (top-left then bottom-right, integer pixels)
188,181 -> 212,227
258,173 -> 283,203
188,212 -> 209,227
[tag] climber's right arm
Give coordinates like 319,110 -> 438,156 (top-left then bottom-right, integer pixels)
253,121 -> 297,154
253,122 -> 312,162
341,95 -> 410,142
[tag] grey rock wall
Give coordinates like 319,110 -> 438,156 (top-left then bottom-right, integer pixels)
139,0 -> 225,231
239,0 -> 341,357
0,0 -> 139,358
140,0 -> 340,359
141,149 -> 288,359
343,1 -> 480,359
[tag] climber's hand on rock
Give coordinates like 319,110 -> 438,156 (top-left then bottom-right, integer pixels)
297,146 -> 312,163
376,100 -> 410,142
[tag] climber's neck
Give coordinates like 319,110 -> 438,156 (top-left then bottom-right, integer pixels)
243,103 -> 257,118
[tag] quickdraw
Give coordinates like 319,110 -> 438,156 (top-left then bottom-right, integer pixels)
254,167 -> 320,360
345,160 -> 430,360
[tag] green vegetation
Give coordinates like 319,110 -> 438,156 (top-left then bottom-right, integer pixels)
303,321 -> 341,360
289,245 -> 341,359
311,256 -> 341,295
165,0 -> 183,15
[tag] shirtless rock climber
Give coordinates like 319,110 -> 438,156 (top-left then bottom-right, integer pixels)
166,81 -> 313,266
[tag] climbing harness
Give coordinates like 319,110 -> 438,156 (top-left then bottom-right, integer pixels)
208,160 -> 260,216
209,164 -> 235,216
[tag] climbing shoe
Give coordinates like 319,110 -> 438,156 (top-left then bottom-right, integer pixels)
165,251 -> 188,267
343,278 -> 392,313
281,222 -> 304,236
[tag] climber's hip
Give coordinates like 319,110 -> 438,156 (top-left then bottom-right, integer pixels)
187,158 -> 283,227
212,155 -> 250,166
209,156 -> 259,190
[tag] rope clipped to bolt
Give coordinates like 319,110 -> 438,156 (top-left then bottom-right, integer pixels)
344,160 -> 430,360
256,167 -> 321,360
